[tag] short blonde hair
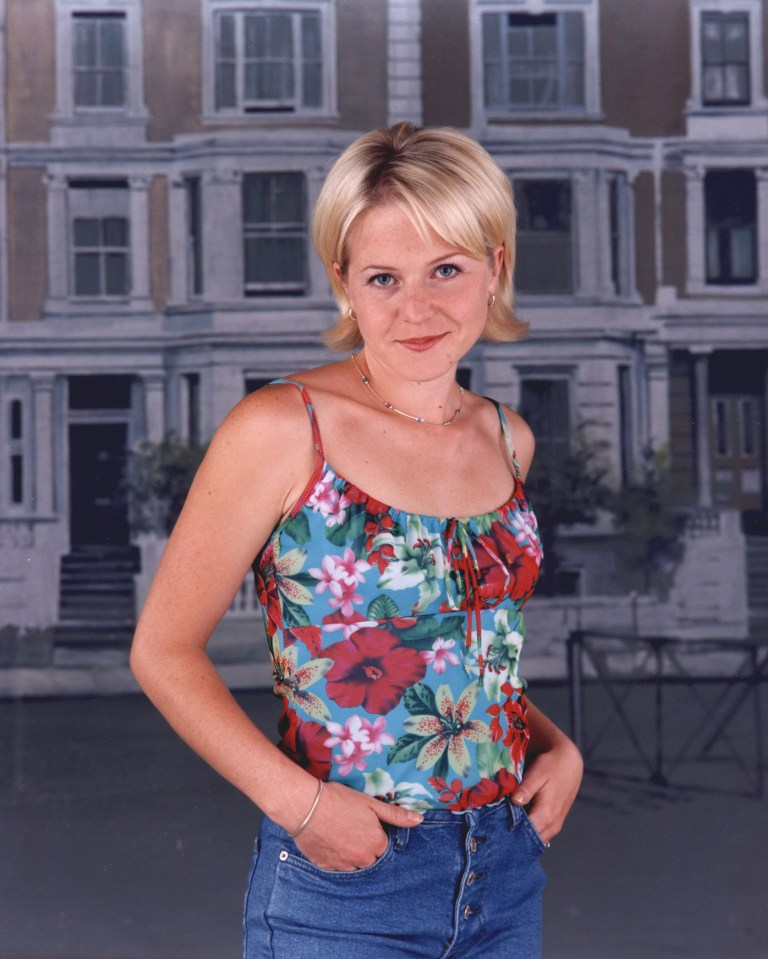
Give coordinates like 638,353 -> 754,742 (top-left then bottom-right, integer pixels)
312,122 -> 526,352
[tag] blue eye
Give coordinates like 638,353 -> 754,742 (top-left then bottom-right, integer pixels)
435,263 -> 460,278
369,273 -> 394,286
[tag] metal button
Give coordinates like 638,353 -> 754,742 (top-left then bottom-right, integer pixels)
463,904 -> 478,920
469,835 -> 487,854
279,850 -> 288,861
466,871 -> 481,886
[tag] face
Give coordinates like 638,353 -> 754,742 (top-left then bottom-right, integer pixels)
335,203 -> 503,382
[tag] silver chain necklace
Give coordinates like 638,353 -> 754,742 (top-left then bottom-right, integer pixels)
350,353 -> 464,427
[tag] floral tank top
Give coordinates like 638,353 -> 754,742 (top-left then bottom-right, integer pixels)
253,380 -> 543,811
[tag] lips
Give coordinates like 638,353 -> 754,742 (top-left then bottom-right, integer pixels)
397,334 -> 447,351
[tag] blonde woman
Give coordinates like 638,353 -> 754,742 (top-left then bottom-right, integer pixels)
131,123 -> 583,958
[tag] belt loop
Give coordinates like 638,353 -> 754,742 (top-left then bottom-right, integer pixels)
505,795 -> 523,831
394,825 -> 411,851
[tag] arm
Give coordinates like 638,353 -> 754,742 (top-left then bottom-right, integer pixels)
130,386 -> 420,871
511,700 -> 583,844
501,407 -> 583,840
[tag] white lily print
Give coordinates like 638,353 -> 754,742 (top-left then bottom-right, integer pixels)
373,514 -> 446,612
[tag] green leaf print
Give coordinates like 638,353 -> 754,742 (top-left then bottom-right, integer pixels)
397,615 -> 465,649
284,511 -> 311,545
433,750 -> 450,783
281,598 -> 312,629
403,682 -> 438,716
476,741 -> 504,779
387,733 -> 425,765
367,594 -> 401,621
325,509 -> 367,548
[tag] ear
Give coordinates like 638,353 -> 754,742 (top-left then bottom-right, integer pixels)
488,244 -> 504,295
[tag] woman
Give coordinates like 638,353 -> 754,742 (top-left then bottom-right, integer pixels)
131,122 -> 582,958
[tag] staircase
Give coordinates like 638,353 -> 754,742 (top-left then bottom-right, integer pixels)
746,536 -> 768,640
55,546 -> 141,648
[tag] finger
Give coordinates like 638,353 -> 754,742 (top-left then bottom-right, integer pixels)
373,800 -> 423,828
511,771 -> 548,806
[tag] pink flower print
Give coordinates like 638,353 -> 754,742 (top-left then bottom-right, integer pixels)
307,473 -> 351,527
360,717 -> 395,754
421,637 -> 460,675
310,550 -> 370,615
335,547 -> 371,586
328,577 -> 364,617
324,715 -> 374,775
511,511 -> 543,566
321,610 -> 378,640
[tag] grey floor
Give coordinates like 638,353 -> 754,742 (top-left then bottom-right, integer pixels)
1,682 -> 766,959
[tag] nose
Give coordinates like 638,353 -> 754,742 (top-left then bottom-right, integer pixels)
401,284 -> 431,323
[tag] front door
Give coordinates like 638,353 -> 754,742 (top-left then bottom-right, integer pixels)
709,394 -> 764,510
69,423 -> 129,547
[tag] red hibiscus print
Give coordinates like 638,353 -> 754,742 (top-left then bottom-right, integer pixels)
277,704 -> 332,780
324,628 -> 427,714
429,768 -> 521,811
487,685 -> 530,772
473,521 -> 540,604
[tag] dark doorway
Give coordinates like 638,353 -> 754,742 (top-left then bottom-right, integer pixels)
69,423 -> 129,547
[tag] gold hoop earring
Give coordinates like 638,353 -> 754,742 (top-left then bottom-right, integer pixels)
487,293 -> 496,308
348,306 -> 358,322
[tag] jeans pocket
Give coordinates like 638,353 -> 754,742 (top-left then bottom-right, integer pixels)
520,807 -> 548,854
280,828 -> 396,881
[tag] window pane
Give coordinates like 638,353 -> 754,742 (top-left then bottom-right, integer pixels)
101,19 -> 125,66
74,218 -> 100,247
101,70 -> 125,107
724,64 -> 748,101
73,20 -> 97,68
303,63 -> 322,107
724,17 -> 748,60
703,66 -> 725,102
215,63 -> 236,109
11,455 -> 23,504
519,379 -> 570,470
243,175 -> 271,223
245,237 -> 303,285
10,400 -> 22,440
218,13 -> 236,57
741,400 -> 756,456
515,180 -> 572,293
75,253 -> 101,295
702,17 -> 723,63
272,175 -> 303,222
103,217 -> 128,247
730,226 -> 756,280
302,13 -> 321,60
74,72 -> 98,107
105,253 -> 129,295
482,13 -> 502,59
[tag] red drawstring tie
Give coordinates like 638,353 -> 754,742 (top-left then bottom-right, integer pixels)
448,520 -> 485,675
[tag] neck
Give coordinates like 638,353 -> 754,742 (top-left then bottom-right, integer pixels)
351,352 -> 463,427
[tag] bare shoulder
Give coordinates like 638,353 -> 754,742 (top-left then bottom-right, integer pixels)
186,380 -> 321,524
500,403 -> 536,479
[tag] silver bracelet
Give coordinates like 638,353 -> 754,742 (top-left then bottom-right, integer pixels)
289,779 -> 323,838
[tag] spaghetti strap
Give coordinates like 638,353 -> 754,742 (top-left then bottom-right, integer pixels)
490,399 -> 523,480
268,378 -> 326,469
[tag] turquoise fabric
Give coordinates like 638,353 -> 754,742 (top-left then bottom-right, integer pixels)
253,380 -> 543,810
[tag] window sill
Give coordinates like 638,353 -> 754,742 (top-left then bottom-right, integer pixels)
201,110 -> 340,127
685,281 -> 768,297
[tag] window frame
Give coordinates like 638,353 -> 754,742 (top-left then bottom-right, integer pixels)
241,171 -> 308,296
67,179 -> 132,301
512,176 -> 575,296
202,0 -> 337,121
688,0 -> 766,116
471,0 -> 601,123
53,0 -> 147,124
704,168 -> 757,287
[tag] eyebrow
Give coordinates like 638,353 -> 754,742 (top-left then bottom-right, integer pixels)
358,250 -> 471,272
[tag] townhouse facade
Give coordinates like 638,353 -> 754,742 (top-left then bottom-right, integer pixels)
0,0 -> 765,657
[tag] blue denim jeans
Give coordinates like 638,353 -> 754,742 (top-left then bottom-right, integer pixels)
243,797 -> 546,959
